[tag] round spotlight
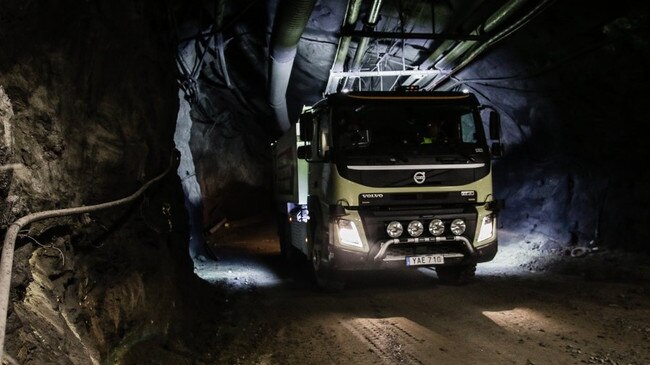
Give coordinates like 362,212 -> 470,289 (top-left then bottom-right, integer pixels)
429,219 -> 445,236
386,221 -> 403,238
450,219 -> 466,236
407,220 -> 424,237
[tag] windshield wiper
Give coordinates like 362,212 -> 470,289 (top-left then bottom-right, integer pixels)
445,143 -> 479,163
359,145 -> 409,164
387,152 -> 409,163
367,153 -> 409,164
341,145 -> 410,164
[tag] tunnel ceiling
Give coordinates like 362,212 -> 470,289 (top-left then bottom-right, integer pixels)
177,0 -> 559,129
175,0 -> 648,130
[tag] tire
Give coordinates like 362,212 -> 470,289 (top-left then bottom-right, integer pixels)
435,264 -> 476,285
306,197 -> 346,291
311,243 -> 345,291
308,216 -> 345,292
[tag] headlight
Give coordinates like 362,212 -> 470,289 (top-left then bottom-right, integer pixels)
407,220 -> 424,237
386,221 -> 403,238
450,219 -> 466,236
337,219 -> 363,248
477,214 -> 495,242
429,219 -> 445,236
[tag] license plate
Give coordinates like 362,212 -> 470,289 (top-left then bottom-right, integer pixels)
405,255 -> 444,266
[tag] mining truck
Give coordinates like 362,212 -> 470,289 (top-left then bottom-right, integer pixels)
273,91 -> 503,288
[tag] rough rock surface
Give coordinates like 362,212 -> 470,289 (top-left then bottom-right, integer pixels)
174,8 -> 275,228
0,1 -> 200,363
458,2 -> 650,253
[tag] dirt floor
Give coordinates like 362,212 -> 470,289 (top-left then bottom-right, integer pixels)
167,219 -> 650,365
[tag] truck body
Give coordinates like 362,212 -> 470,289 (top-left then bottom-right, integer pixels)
273,91 -> 500,286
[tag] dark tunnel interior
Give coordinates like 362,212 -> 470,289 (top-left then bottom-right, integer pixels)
1,0 -> 650,364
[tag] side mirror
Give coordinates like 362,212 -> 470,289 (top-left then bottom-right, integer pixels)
491,142 -> 503,158
299,115 -> 313,142
489,111 -> 501,140
296,145 -> 311,160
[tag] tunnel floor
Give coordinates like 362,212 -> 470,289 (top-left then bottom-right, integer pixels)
138,219 -> 650,364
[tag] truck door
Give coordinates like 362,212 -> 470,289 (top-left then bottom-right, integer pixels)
308,110 -> 332,239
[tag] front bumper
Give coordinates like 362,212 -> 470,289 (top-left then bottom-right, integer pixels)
330,237 -> 498,271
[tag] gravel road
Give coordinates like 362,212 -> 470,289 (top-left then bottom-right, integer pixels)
186,222 -> 650,365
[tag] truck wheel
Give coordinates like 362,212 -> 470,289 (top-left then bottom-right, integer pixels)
435,264 -> 476,285
311,244 -> 345,292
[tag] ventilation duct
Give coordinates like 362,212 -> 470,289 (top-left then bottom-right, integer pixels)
268,0 -> 317,132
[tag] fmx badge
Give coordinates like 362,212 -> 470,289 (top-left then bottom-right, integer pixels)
413,171 -> 426,184
461,191 -> 476,197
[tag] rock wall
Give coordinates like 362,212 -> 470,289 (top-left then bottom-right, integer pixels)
173,0 -> 345,230
174,3 -> 276,229
453,1 -> 650,252
0,1 -> 195,363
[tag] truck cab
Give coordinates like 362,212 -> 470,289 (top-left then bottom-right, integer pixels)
273,91 -> 501,288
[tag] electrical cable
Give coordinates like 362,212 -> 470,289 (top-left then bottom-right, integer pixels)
17,234 -> 65,268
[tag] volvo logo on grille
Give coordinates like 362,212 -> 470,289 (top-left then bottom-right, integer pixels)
413,171 -> 426,184
361,193 -> 384,199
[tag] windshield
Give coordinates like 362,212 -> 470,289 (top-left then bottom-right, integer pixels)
332,102 -> 485,160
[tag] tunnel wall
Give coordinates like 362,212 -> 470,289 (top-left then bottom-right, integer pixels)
174,3 -> 275,229
0,1 -> 196,363
454,1 -> 650,252
174,0 -> 343,230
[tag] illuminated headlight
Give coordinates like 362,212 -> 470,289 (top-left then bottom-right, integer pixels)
407,220 -> 424,237
477,214 -> 496,242
450,219 -> 466,236
429,219 -> 445,236
337,219 -> 363,248
386,221 -> 403,238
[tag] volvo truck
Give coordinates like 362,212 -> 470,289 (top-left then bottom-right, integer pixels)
273,91 -> 502,288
